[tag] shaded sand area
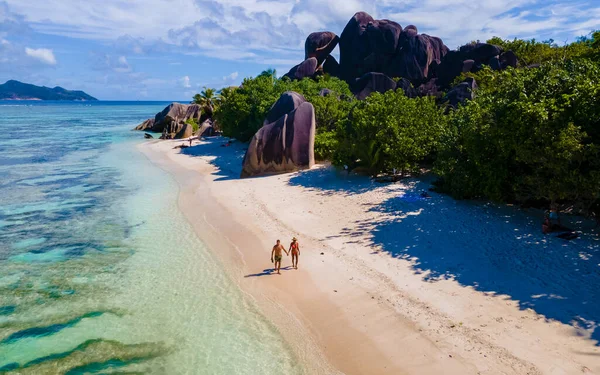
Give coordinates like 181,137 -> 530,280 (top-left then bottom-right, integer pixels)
141,137 -> 600,375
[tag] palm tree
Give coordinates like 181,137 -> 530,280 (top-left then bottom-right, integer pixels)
193,87 -> 217,116
258,68 -> 277,85
217,86 -> 235,105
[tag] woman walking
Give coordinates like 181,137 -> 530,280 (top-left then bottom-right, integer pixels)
289,237 -> 300,269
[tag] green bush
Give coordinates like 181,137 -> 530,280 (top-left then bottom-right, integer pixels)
185,118 -> 199,133
486,35 -> 593,66
334,90 -> 447,176
314,130 -> 338,161
434,59 -> 600,208
214,75 -> 281,142
214,74 -> 354,142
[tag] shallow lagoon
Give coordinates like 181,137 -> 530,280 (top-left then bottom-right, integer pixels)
0,101 -> 302,374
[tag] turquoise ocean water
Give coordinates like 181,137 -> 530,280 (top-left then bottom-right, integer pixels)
0,101 -> 302,374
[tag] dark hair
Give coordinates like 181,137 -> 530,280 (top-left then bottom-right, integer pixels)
276,239 -> 280,242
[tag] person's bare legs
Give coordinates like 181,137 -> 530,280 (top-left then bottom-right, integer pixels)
292,253 -> 298,269
295,254 -> 299,269
276,260 -> 281,274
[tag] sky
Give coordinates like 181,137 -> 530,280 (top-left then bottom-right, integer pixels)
1,0 -> 599,100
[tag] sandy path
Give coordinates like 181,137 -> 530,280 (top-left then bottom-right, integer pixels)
140,138 -> 600,375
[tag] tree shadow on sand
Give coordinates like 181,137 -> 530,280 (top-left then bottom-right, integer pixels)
287,165 -> 397,196
180,138 -> 245,181
344,181 -> 600,344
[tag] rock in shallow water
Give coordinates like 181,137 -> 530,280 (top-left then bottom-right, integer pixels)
134,102 -> 202,133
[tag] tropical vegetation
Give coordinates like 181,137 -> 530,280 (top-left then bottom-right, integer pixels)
193,30 -> 600,215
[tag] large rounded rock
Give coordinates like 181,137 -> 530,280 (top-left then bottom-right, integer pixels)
241,99 -> 316,178
425,34 -> 449,62
339,12 -> 375,81
436,50 -> 468,88
500,50 -> 518,68
133,102 -> 202,132
445,78 -> 477,108
353,72 -> 397,100
305,32 -> 339,65
283,57 -> 318,80
184,104 -> 202,122
198,118 -> 215,137
263,91 -> 307,125
323,55 -> 340,77
338,11 -> 450,89
391,32 -> 435,83
396,77 -> 417,98
174,123 -> 193,139
367,19 -> 403,54
134,118 -> 155,131
460,43 -> 502,63
153,103 -> 189,132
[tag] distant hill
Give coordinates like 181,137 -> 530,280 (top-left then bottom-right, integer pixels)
0,80 -> 98,101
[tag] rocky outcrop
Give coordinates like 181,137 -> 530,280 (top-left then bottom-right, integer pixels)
159,120 -> 192,139
281,10 -> 518,104
436,42 -> 518,88
500,51 -> 518,69
134,102 -> 202,133
134,119 -> 155,131
198,119 -> 215,137
241,92 -> 315,178
176,123 -> 194,139
339,11 -> 375,82
353,72 -> 398,100
283,57 -> 319,80
263,91 -> 307,125
323,55 -> 340,77
305,32 -> 339,65
444,78 -> 477,108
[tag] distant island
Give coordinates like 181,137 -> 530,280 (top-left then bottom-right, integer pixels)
0,80 -> 97,101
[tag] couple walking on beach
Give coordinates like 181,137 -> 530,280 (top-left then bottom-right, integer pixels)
271,237 -> 300,274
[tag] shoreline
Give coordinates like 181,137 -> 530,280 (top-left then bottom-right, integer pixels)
139,137 -> 600,375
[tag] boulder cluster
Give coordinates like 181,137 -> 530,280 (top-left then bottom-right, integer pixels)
241,91 -> 316,178
284,11 -> 518,106
134,102 -> 214,139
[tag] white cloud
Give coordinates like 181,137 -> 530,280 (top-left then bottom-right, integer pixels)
25,47 -> 56,65
114,55 -> 130,72
180,75 -> 191,88
223,71 -> 238,81
3,0 -> 600,65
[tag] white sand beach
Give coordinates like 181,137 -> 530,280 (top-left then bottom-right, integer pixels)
140,137 -> 600,375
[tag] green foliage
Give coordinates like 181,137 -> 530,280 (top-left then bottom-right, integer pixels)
314,130 -> 338,161
435,59 -> 600,208
286,75 -> 355,133
334,90 -> 447,176
214,75 -> 354,142
185,118 -> 199,133
193,87 -> 218,115
485,34 -> 595,66
214,75 -> 283,141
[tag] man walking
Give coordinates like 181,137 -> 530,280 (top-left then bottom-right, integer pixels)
271,240 -> 288,274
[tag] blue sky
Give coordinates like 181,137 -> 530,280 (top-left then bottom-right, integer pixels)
1,0 -> 599,100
